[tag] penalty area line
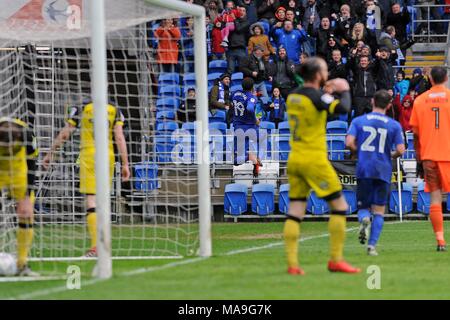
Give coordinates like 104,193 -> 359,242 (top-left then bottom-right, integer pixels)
11,220 -> 410,300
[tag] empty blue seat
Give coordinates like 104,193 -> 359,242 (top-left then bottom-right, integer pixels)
389,182 -> 413,214
231,72 -> 243,86
209,125 -> 225,163
307,191 -> 329,215
259,121 -> 275,132
209,110 -> 226,123
224,183 -> 248,215
230,85 -> 243,93
326,120 -> 348,134
278,135 -> 290,161
278,121 -> 290,135
182,121 -> 197,136
279,184 -> 290,214
134,163 -> 158,191
183,73 -> 196,86
156,121 -> 178,134
417,182 -> 431,214
159,85 -> 181,97
404,132 -> 415,159
156,110 -> 175,120
252,183 -> 275,216
327,135 -> 347,160
337,113 -> 348,122
209,122 -> 227,135
156,98 -> 179,112
208,72 -> 222,86
209,60 -> 228,74
343,189 -> 357,214
154,136 -> 175,163
158,73 -> 179,85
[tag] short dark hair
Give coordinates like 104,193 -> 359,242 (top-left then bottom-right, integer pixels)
242,77 -> 254,91
385,25 -> 395,34
373,90 -> 393,109
299,57 -> 324,82
430,66 -> 448,85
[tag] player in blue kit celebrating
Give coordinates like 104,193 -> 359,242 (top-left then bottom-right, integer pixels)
346,90 -> 405,256
231,77 -> 262,176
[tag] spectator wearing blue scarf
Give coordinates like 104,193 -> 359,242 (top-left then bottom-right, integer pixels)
264,87 -> 286,127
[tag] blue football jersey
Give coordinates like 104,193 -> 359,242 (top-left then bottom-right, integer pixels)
231,90 -> 257,127
348,112 -> 404,183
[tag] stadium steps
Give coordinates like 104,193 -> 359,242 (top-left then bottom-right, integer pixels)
404,54 -> 446,77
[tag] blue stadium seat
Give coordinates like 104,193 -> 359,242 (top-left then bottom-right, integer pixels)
230,85 -> 243,93
278,121 -> 290,135
134,163 -> 158,191
259,20 -> 270,35
326,120 -> 348,134
327,135 -> 347,160
231,72 -> 243,86
259,121 -> 275,132
159,85 -> 181,98
158,73 -> 179,85
156,98 -> 179,112
209,110 -> 226,123
307,191 -> 329,215
154,136 -> 175,163
183,73 -> 196,87
209,128 -> 225,164
251,183 -> 275,216
337,113 -> 348,122
156,121 -> 178,134
279,184 -> 290,214
278,135 -> 290,161
182,121 -> 197,136
209,60 -> 228,74
224,183 -> 248,215
209,122 -> 227,135
208,72 -> 222,86
343,189 -> 357,214
156,110 -> 175,120
389,182 -> 413,214
404,132 -> 415,159
417,182 -> 431,215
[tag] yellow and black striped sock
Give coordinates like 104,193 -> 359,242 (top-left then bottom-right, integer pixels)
17,218 -> 34,268
86,208 -> 97,249
284,215 -> 301,268
329,212 -> 347,263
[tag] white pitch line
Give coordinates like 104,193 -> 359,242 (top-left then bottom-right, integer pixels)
10,220 -> 410,300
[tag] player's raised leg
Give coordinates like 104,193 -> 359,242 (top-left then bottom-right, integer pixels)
327,194 -> 361,273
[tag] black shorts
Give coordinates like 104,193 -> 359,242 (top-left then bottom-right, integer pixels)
357,178 -> 390,209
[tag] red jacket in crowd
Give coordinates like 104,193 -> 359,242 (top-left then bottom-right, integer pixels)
394,94 -> 414,132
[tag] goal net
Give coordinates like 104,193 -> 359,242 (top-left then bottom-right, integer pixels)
0,0 -> 211,279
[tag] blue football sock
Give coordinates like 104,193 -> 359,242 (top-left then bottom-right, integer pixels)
357,209 -> 371,223
368,213 -> 384,247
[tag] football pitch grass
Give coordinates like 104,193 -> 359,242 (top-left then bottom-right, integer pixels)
2,220 -> 450,300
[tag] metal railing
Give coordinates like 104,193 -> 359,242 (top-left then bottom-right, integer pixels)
412,4 -> 450,43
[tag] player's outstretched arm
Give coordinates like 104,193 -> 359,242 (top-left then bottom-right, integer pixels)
113,124 -> 130,182
42,123 -> 76,170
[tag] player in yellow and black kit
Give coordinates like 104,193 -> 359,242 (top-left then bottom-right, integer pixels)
284,58 -> 361,275
43,102 -> 130,257
0,118 -> 39,276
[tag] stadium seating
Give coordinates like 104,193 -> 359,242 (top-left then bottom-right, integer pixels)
326,120 -> 348,134
224,183 -> 248,215
259,20 -> 270,35
251,183 -> 275,216
156,98 -> 179,112
208,72 -> 222,86
230,85 -> 243,93
278,135 -> 291,161
154,136 -> 175,163
417,182 -> 431,214
156,121 -> 178,135
134,163 -> 158,191
208,60 -> 227,74
156,110 -> 175,121
278,121 -> 290,135
231,72 -> 243,86
159,85 -> 181,98
259,121 -> 275,132
307,191 -> 329,215
183,73 -> 196,87
158,73 -> 179,85
279,184 -> 290,214
405,133 -> 415,159
209,110 -> 226,123
337,113 -> 348,122
343,189 -> 357,214
327,135 -> 347,160
209,122 -> 227,135
389,182 -> 413,214
182,121 -> 197,135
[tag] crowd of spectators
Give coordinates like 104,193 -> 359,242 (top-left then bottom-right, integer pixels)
151,0 -> 449,133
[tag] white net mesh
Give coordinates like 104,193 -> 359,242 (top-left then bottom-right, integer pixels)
0,0 -> 206,277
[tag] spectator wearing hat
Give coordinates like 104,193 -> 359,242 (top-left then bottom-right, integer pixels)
240,45 -> 272,98
248,23 -> 276,61
268,46 -> 296,99
324,35 -> 344,61
271,6 -> 287,28
408,68 -> 431,96
226,6 -> 250,73
209,73 -> 232,114
211,19 -> 226,60
272,20 -> 308,63
393,91 -> 415,132
178,88 -> 197,123
257,0 -> 280,21
374,46 -> 396,91
204,0 -> 223,23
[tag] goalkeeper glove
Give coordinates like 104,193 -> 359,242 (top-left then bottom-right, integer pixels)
416,161 -> 424,179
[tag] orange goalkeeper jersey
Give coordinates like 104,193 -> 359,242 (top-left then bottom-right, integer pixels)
410,84 -> 450,161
